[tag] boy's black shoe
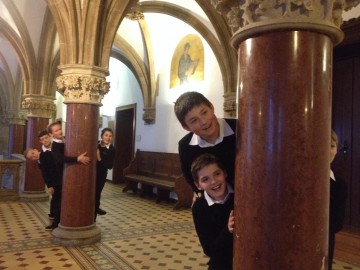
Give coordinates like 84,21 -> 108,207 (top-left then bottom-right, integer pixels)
45,225 -> 53,231
97,208 -> 107,215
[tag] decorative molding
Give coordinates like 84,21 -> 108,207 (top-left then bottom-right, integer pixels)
125,11 -> 145,20
143,107 -> 155,125
0,114 -> 7,125
56,74 -> 110,105
22,95 -> 56,118
6,110 -> 27,125
210,0 -> 360,47
223,92 -> 237,118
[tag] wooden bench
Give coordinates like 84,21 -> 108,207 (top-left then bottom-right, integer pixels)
122,149 -> 193,209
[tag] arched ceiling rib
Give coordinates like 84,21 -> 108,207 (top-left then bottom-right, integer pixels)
46,0 -> 137,69
112,34 -> 151,107
36,7 -> 58,96
138,19 -> 156,109
195,0 -> 238,93
0,69 -> 11,114
0,17 -> 30,95
2,0 -> 37,77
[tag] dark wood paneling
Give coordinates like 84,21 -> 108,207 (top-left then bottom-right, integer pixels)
351,55 -> 360,229
332,57 -> 354,227
333,17 -> 360,232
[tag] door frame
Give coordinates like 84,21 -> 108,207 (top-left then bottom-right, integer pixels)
112,103 -> 136,184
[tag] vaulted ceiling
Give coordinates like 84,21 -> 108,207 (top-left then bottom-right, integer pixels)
0,0 -> 359,121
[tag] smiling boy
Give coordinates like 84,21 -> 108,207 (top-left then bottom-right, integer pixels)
174,91 -> 236,194
191,153 -> 234,270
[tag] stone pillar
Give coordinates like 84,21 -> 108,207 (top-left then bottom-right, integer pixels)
7,111 -> 27,155
20,95 -> 56,201
51,66 -> 109,246
235,30 -> 333,270
209,1 -> 359,269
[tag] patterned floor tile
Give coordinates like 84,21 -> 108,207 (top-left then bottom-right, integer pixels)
0,183 -> 359,270
0,247 -> 82,269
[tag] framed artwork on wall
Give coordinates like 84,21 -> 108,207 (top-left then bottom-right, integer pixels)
170,34 -> 204,89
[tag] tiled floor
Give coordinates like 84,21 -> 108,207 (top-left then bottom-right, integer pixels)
0,183 -> 359,270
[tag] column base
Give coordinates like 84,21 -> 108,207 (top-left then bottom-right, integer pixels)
19,191 -> 49,201
51,223 -> 101,246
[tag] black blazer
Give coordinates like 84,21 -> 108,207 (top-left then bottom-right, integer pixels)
39,150 -> 61,188
51,141 -> 78,180
329,175 -> 347,234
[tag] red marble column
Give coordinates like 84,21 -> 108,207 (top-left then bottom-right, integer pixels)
8,124 -> 26,155
52,103 -> 100,245
233,31 -> 332,269
21,117 -> 49,200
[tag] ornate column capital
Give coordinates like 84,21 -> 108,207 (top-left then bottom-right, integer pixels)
210,0 -> 360,47
223,92 -> 237,118
56,65 -> 110,105
143,107 -> 155,125
125,11 -> 145,20
22,95 -> 56,118
6,110 -> 27,125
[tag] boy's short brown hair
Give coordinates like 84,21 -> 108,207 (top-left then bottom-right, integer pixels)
191,153 -> 226,183
174,91 -> 213,126
38,129 -> 49,138
100,127 -> 113,137
47,121 -> 61,134
23,148 -> 34,159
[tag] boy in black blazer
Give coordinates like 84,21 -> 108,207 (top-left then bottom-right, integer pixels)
46,122 -> 90,229
174,91 -> 236,196
24,139 -> 59,231
191,153 -> 234,269
328,130 -> 347,270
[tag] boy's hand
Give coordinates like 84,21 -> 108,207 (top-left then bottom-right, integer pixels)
228,210 -> 234,233
77,152 -> 90,165
191,192 -> 202,208
48,187 -> 55,195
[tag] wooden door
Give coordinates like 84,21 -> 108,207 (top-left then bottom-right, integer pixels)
112,104 -> 136,184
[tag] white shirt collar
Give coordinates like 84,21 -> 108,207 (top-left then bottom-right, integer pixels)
53,138 -> 64,143
189,118 -> 234,147
330,169 -> 336,182
204,183 -> 234,206
100,142 -> 110,149
42,145 -> 51,152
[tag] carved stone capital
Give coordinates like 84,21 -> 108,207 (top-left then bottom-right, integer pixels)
22,95 -> 56,118
125,11 -> 145,20
6,110 -> 27,125
143,107 -> 155,125
0,114 -> 7,125
223,92 -> 237,118
56,74 -> 110,105
210,0 -> 360,47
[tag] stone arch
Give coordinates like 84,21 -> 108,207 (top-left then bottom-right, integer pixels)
0,18 -> 30,96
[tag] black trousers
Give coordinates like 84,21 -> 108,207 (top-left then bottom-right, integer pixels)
95,168 -> 107,218
49,196 -> 55,216
328,231 -> 336,270
51,185 -> 62,229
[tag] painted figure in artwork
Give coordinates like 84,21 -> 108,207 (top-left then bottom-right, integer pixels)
178,42 -> 199,84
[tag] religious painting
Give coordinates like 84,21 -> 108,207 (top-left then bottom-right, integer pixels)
170,34 -> 204,89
